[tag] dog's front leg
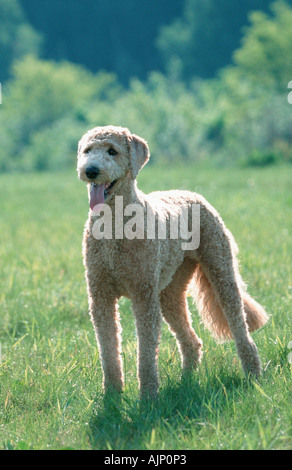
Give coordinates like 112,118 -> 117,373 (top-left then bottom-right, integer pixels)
89,295 -> 124,393
131,291 -> 161,399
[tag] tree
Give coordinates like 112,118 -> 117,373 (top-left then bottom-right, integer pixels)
233,1 -> 292,92
157,0 -> 278,80
199,1 -> 292,161
0,0 -> 41,81
0,55 -> 119,171
20,0 -> 183,84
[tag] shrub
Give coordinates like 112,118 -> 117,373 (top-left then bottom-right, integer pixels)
0,56 -> 119,171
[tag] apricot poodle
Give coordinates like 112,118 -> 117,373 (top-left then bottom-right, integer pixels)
77,125 -> 268,399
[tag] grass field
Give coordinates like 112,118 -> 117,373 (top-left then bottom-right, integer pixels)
0,164 -> 291,450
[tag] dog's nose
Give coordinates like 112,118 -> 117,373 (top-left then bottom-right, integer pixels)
85,166 -> 99,180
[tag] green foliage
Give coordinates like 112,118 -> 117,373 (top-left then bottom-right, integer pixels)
0,0 -> 41,81
87,73 -> 202,162
0,56 -> 119,171
14,0 -> 292,84
240,149 -> 282,167
196,74 -> 292,164
3,0 -> 292,85
0,57 -> 206,171
20,0 -> 183,84
233,1 -> 292,92
192,1 -> 292,163
1,2 -> 292,171
157,0 -> 274,80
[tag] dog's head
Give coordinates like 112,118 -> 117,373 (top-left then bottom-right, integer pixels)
77,125 -> 150,210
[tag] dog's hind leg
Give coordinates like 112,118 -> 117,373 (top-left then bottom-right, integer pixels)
160,258 -> 203,374
197,263 -> 262,378
192,209 -> 264,378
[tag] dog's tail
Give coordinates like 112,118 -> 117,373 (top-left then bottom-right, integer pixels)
189,264 -> 269,342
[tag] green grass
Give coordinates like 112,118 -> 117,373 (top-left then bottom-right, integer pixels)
0,164 -> 291,450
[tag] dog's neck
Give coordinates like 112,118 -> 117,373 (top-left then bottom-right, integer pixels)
110,172 -> 145,208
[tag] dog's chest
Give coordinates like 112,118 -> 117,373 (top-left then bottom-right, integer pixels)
84,222 -> 186,296
85,235 -> 138,294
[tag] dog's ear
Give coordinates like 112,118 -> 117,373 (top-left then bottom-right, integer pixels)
129,134 -> 150,179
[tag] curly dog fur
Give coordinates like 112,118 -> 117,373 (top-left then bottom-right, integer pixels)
77,125 -> 268,399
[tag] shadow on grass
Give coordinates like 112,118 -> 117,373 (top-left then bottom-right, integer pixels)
88,371 -> 248,450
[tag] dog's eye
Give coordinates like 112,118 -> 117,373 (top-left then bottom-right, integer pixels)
84,147 -> 92,154
107,148 -> 118,156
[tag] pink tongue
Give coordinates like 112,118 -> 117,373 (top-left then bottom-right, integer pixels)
90,184 -> 105,212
